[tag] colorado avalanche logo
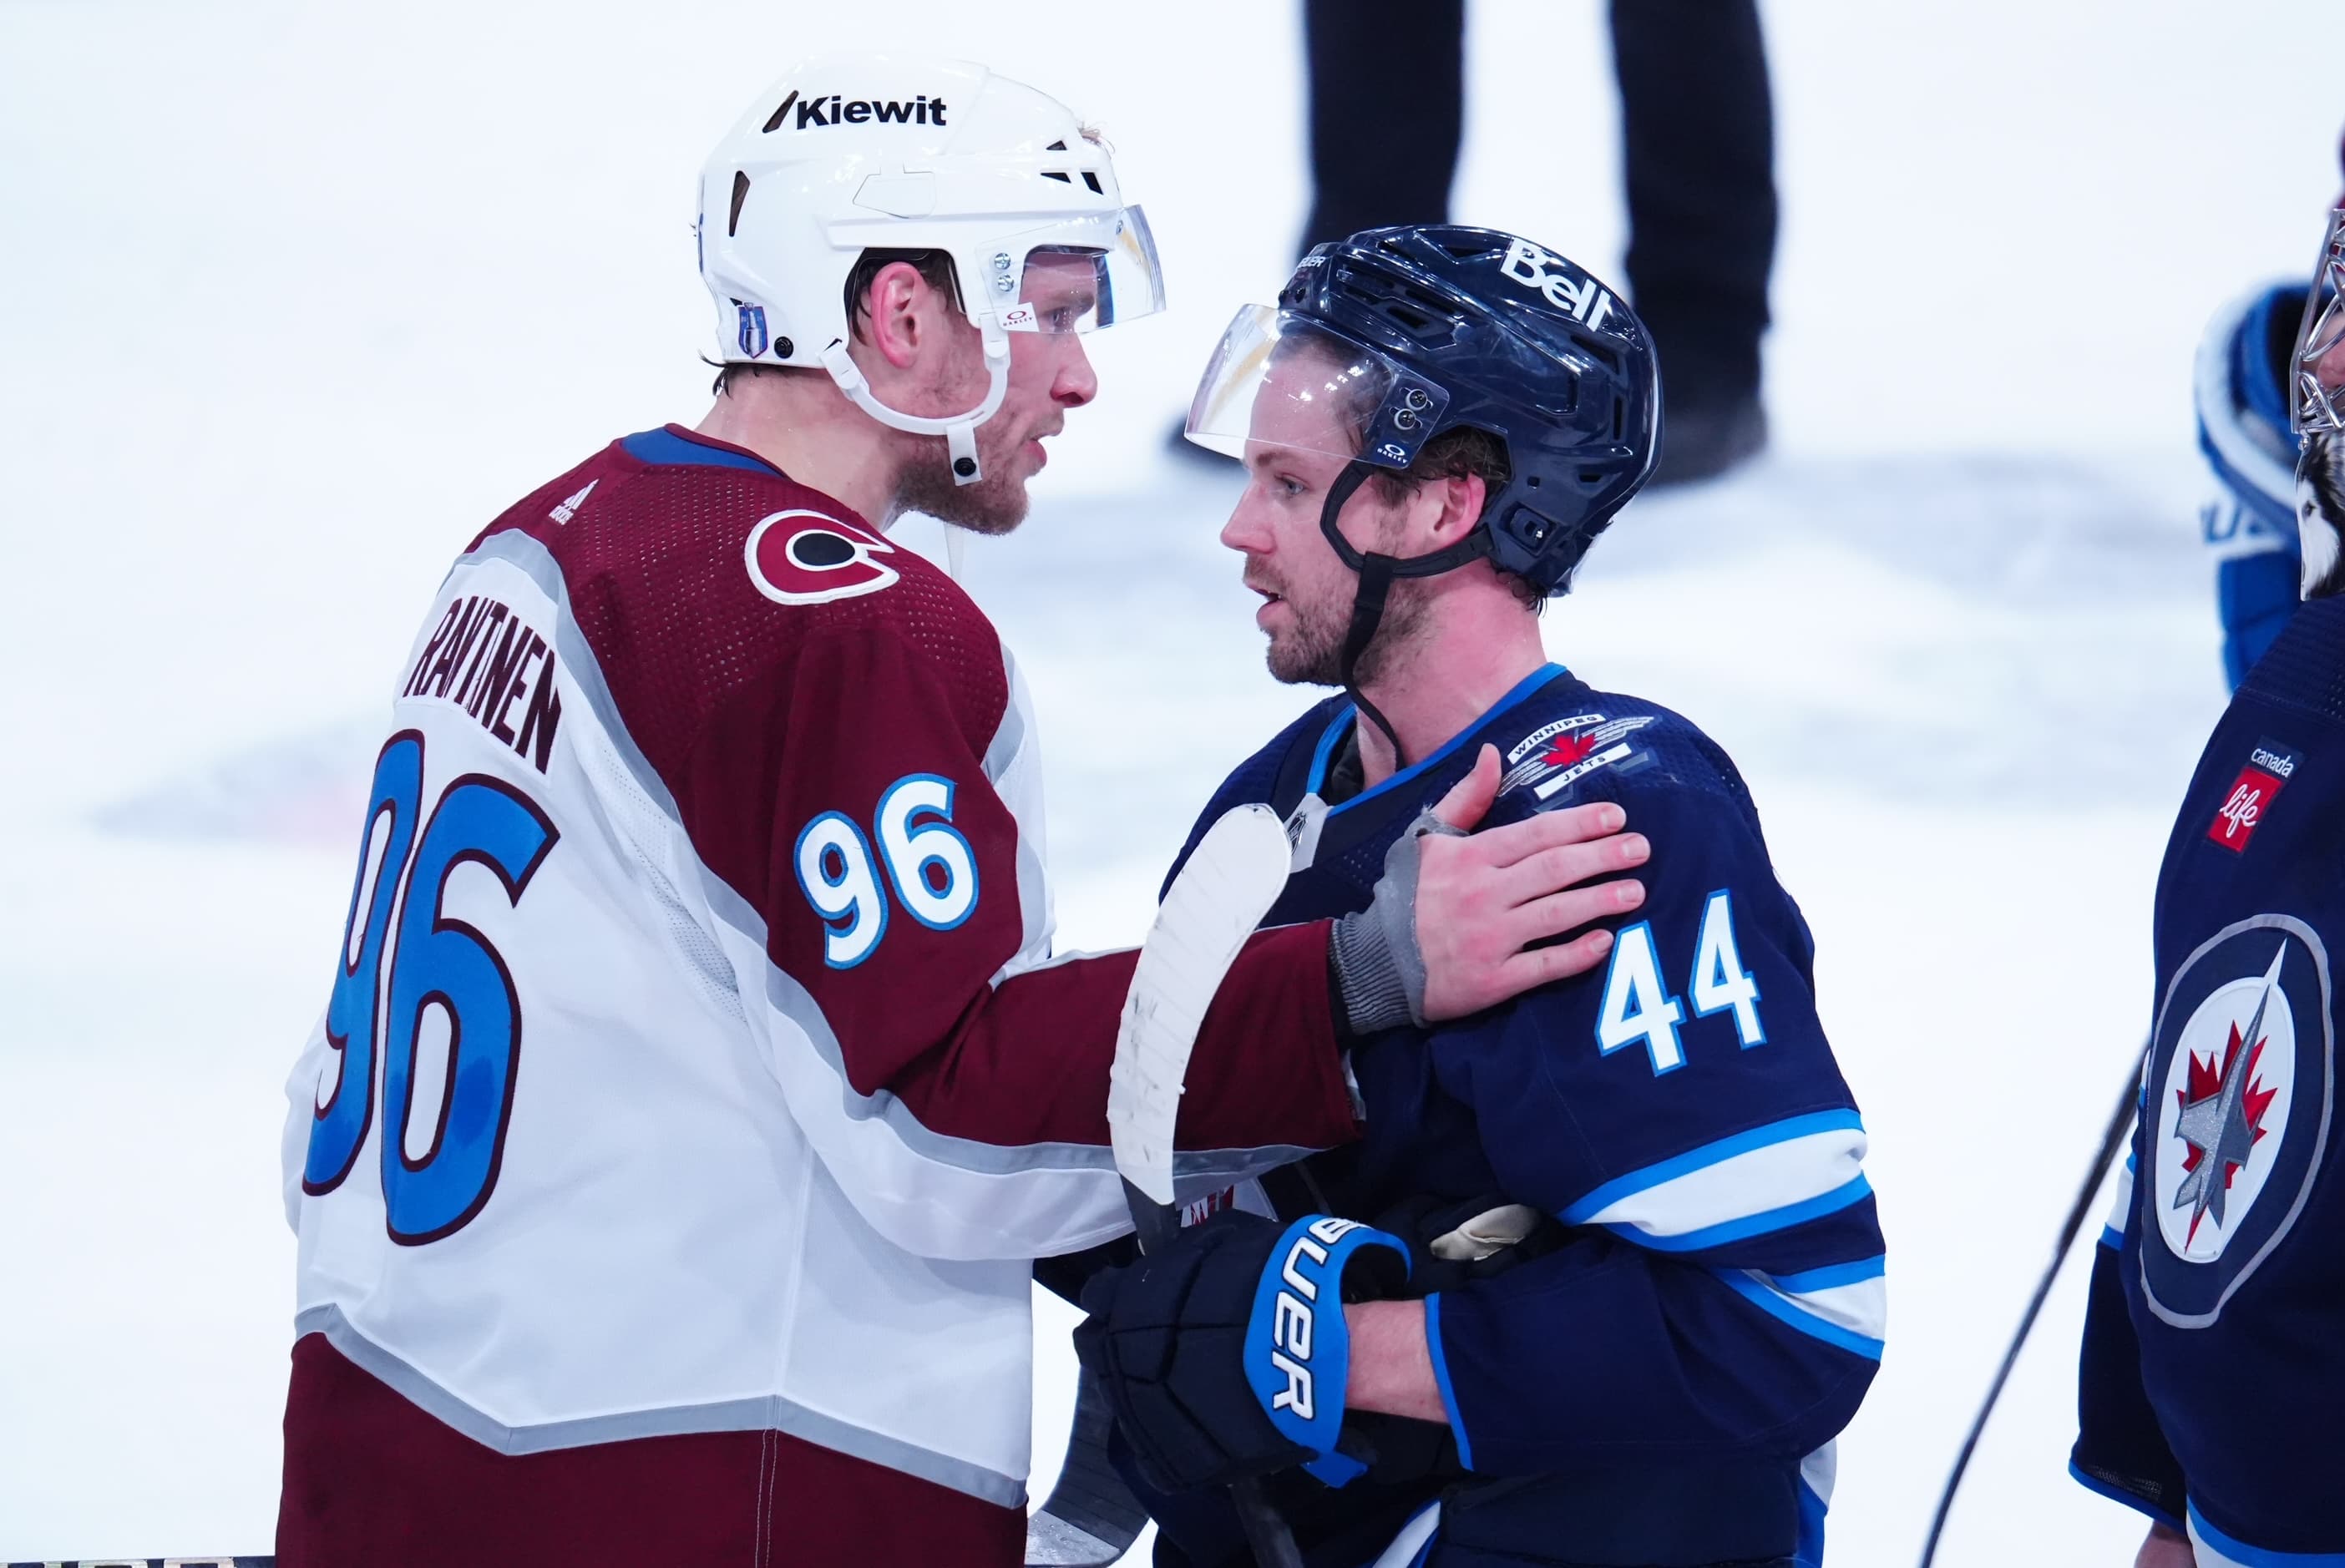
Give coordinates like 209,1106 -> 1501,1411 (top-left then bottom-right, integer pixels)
2140,913 -> 2336,1328
744,509 -> 899,605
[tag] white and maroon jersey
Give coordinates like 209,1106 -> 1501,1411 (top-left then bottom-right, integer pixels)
275,426 -> 1360,1566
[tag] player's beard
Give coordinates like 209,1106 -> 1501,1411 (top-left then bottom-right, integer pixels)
892,352 -> 1036,537
1265,572 -> 1430,690
895,425 -> 1032,536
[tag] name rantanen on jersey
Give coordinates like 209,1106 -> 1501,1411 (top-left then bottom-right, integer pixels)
398,591 -> 562,772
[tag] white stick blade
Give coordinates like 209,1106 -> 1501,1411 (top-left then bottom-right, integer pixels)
1107,803 -> 1294,1206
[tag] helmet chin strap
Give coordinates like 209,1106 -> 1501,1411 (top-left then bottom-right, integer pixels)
820,317 -> 1012,487
1319,458 -> 1492,769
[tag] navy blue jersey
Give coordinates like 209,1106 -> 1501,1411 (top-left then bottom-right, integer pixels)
1152,665 -> 1882,1568
2073,596 -> 2345,1565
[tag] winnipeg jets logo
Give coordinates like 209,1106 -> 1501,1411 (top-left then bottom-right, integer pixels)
1500,713 -> 1655,800
2141,918 -> 2332,1329
744,510 -> 899,605
2165,943 -> 2286,1251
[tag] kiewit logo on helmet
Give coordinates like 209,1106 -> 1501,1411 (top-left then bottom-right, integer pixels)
1498,238 -> 1615,330
770,89 -> 947,129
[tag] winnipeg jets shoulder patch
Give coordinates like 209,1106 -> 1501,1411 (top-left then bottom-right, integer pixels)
2140,913 -> 2336,1329
1499,712 -> 1657,802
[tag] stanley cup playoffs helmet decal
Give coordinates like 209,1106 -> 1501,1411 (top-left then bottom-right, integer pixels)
2138,913 -> 2336,1329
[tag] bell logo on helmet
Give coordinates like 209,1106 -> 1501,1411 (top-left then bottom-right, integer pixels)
745,510 -> 900,605
771,88 -> 948,130
1498,237 -> 1615,331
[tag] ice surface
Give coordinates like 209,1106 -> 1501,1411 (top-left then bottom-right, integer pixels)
1,0 -> 2332,1560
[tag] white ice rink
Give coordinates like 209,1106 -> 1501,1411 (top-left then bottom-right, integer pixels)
4,1 -> 2341,1560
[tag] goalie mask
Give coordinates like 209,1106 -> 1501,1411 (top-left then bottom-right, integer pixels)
698,56 -> 1165,486
2289,207 -> 2345,598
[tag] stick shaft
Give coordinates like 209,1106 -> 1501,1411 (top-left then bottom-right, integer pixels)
1916,1050 -> 2143,1568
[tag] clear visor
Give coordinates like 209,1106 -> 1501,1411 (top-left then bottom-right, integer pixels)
2293,208 -> 2345,432
990,205 -> 1164,334
1183,304 -> 1451,469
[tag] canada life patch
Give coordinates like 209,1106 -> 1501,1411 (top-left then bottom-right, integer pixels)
744,509 -> 899,605
2140,914 -> 2334,1329
2206,737 -> 2300,852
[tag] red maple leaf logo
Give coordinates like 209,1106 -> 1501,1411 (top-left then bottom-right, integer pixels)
1542,730 -> 1604,768
2175,1020 -> 2280,1194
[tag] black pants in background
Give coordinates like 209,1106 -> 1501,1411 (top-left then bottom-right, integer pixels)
1302,0 -> 1776,412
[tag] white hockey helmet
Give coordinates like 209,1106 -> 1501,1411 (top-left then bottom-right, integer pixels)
697,54 -> 1164,484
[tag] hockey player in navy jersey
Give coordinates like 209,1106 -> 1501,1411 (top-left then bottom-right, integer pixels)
2069,211 -> 2345,1568
272,63 -> 1645,1568
1069,228 -> 1884,1567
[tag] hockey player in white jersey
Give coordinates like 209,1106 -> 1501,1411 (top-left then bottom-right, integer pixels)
272,55 -> 1649,1567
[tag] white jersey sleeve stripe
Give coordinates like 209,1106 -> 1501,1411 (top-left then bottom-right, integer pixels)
1562,1111 -> 1868,1242
1714,1269 -> 1886,1361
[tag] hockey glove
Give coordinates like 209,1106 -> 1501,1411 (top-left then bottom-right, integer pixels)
1072,1210 -> 1410,1495
1328,807 -> 1462,1033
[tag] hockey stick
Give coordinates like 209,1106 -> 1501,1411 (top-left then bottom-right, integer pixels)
1915,1049 -> 2145,1568
1025,802 -> 1304,1568
1026,1362 -> 1156,1565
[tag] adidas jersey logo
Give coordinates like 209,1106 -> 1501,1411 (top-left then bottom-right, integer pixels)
550,480 -> 597,524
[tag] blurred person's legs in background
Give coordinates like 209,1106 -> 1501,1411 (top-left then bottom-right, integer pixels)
1300,0 -> 1463,249
1612,0 -> 1775,484
1289,0 -> 1776,486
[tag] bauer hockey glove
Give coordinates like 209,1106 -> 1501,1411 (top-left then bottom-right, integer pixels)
1072,1210 -> 1410,1495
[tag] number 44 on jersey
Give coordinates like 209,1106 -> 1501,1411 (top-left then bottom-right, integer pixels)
1596,890 -> 1766,1075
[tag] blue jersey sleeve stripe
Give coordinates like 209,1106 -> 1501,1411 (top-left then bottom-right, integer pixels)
1561,1109 -> 1866,1223
1423,1293 -> 1474,1472
2099,1224 -> 2125,1250
1601,1175 -> 1873,1253
1714,1272 -> 1883,1361
2189,1500 -> 2345,1565
1770,1255 -> 1887,1293
2067,1459 -> 2183,1532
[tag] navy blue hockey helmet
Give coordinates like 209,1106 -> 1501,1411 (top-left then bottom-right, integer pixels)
1186,225 -> 1662,594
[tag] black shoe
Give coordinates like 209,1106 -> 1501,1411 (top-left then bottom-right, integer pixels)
1649,397 -> 1767,488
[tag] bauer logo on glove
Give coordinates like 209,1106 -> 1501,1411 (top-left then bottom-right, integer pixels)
1073,1210 -> 1410,1495
1246,1216 -> 1408,1485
